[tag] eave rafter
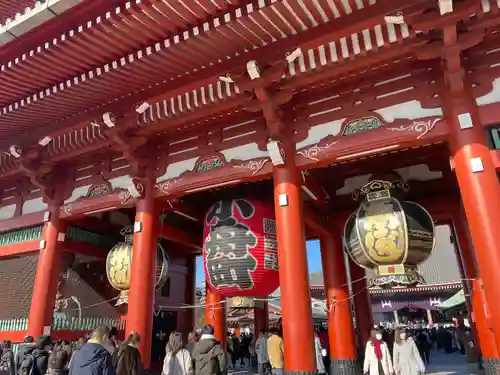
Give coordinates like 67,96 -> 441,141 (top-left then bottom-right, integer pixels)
0,0 -> 434,151
0,0 -> 494,185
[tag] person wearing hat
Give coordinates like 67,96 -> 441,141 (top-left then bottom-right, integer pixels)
192,325 -> 226,375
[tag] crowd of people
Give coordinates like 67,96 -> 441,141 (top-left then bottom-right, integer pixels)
0,324 -> 225,375
0,322 -> 478,375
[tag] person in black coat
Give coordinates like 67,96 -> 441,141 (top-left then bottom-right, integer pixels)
69,326 -> 115,375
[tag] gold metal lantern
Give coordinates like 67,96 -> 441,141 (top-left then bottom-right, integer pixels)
343,179 -> 435,287
106,226 -> 169,305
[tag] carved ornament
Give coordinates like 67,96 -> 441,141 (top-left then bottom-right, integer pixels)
234,158 -> 269,176
386,118 -> 441,139
193,154 -> 225,173
341,116 -> 383,136
85,182 -> 113,198
155,178 -> 184,195
297,142 -> 338,162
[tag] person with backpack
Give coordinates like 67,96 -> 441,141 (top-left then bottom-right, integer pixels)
69,326 -> 115,375
15,336 -> 35,374
192,325 -> 227,375
0,341 -> 15,375
18,336 -> 51,375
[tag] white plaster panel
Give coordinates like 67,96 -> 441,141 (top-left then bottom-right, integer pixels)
156,157 -> 198,183
64,184 -> 91,204
220,143 -> 269,161
476,77 -> 500,106
336,164 -> 443,195
375,100 -> 443,122
110,175 -> 134,190
0,204 -> 16,220
22,198 -> 48,214
296,118 -> 346,149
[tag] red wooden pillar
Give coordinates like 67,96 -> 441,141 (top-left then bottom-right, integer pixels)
205,284 -> 227,345
126,182 -> 160,369
27,206 -> 66,337
444,83 -> 500,371
349,259 -> 373,351
320,233 -> 357,375
452,217 -> 498,362
254,302 -> 269,334
273,141 -> 316,374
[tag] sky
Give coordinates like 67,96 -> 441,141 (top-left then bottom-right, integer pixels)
195,239 -> 322,285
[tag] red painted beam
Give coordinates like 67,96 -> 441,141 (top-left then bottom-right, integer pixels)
6,0 -> 431,150
0,240 -> 41,257
159,225 -> 202,250
0,240 -> 110,259
64,241 -> 109,259
0,211 -> 46,233
69,216 -> 122,238
0,0 -> 126,62
301,173 -> 329,213
162,201 -> 202,222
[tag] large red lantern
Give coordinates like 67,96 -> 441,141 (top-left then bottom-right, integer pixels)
203,198 -> 279,297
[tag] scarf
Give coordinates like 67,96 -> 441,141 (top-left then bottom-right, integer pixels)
371,339 -> 383,360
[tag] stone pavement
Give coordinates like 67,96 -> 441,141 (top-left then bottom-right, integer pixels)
228,351 -> 475,375
425,351 -> 478,375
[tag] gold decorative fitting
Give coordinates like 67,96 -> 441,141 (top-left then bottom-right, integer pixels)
352,179 -> 409,201
119,225 -> 134,244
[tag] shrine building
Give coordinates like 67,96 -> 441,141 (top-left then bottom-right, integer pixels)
0,1 -> 500,375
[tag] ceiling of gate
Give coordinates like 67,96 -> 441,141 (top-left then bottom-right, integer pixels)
0,0 -> 437,146
0,0 -> 497,177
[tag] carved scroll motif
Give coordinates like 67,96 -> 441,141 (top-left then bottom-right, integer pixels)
386,118 -> 440,139
85,182 -> 112,198
155,178 -> 183,195
296,142 -> 338,162
234,158 -> 269,176
60,203 -> 73,216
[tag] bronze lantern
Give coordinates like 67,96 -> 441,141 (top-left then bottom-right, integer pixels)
343,179 -> 435,287
106,226 -> 169,305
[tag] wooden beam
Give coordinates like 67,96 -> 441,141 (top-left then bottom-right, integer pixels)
0,211 -> 46,233
301,173 -> 329,213
162,200 -> 202,222
0,240 -> 41,258
64,241 -> 109,259
69,216 -> 122,238
7,0 -> 432,150
159,225 -> 202,250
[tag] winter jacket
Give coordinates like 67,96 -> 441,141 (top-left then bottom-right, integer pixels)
192,335 -> 226,375
17,348 -> 49,375
115,345 -> 143,375
15,344 -> 36,373
363,340 -> 394,375
255,334 -> 269,364
267,334 -> 284,369
162,349 -> 193,375
393,338 -> 425,375
69,342 -> 115,375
